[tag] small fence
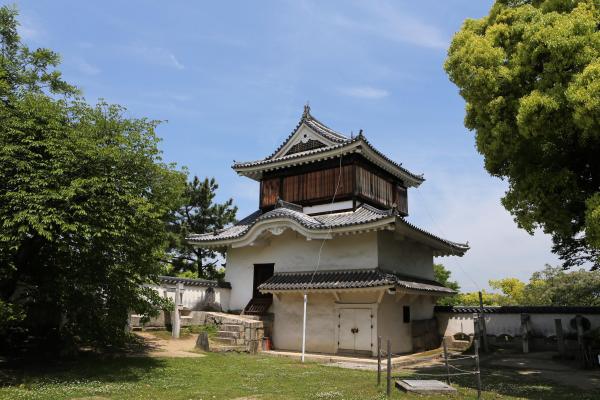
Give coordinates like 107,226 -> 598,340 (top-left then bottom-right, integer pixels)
377,336 -> 482,398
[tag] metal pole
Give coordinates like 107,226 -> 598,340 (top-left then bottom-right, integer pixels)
474,339 -> 482,399
377,336 -> 382,386
301,293 -> 307,362
443,338 -> 451,385
386,339 -> 392,397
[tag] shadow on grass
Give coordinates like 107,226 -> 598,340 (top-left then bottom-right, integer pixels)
0,355 -> 167,388
394,361 -> 598,400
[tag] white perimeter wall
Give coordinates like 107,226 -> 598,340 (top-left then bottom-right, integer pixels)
148,283 -> 231,312
437,312 -> 600,338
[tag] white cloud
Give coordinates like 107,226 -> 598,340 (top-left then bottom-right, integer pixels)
339,86 -> 389,99
17,15 -> 42,42
126,45 -> 185,70
73,57 -> 100,75
408,169 -> 560,292
331,1 -> 448,49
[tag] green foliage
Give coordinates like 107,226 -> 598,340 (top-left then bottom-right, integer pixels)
489,277 -> 526,304
523,264 -> 600,305
167,177 -> 237,280
433,264 -> 461,305
445,0 -> 600,269
450,264 -> 600,306
453,290 -> 506,306
0,5 -> 186,353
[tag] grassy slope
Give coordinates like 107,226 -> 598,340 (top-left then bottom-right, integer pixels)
0,353 -> 597,400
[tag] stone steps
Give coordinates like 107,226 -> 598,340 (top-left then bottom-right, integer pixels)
218,330 -> 241,339
210,344 -> 248,353
213,336 -> 245,346
221,324 -> 245,332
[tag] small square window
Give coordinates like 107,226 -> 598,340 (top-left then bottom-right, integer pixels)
403,306 -> 411,323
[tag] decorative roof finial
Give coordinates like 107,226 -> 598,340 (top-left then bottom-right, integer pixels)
303,102 -> 310,117
358,129 -> 364,138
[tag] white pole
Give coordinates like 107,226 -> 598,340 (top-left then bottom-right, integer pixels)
301,293 -> 307,362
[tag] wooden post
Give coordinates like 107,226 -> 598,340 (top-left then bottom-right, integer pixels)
377,336 -> 382,386
576,315 -> 584,346
554,319 -> 565,356
473,313 -> 480,343
386,339 -> 392,397
576,315 -> 585,367
478,292 -> 489,353
521,314 -> 530,353
443,337 -> 451,385
474,339 -> 482,399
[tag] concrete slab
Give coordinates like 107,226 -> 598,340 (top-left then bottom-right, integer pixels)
396,379 -> 457,394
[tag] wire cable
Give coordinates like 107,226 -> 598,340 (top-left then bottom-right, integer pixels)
306,154 -> 344,289
414,189 -> 481,291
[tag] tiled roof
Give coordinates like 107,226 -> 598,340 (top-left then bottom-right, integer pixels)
434,306 -> 600,314
187,202 -> 394,243
232,106 -> 424,186
258,268 -> 455,294
266,105 -> 350,160
187,201 -> 469,256
158,276 -> 231,289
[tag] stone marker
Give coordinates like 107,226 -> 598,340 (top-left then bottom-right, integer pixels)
196,331 -> 210,351
396,380 -> 457,394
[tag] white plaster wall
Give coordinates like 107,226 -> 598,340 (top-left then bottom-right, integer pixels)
225,230 -> 378,310
271,292 -> 337,354
377,292 -> 412,354
148,284 -> 231,312
377,231 -> 434,280
437,312 -> 600,338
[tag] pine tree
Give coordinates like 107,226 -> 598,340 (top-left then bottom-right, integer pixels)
168,177 -> 237,280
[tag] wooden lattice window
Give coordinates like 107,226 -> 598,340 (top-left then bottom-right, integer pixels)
285,139 -> 326,156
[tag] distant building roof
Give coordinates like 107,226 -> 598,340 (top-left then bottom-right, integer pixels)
187,200 -> 469,256
158,276 -> 231,289
258,268 -> 456,294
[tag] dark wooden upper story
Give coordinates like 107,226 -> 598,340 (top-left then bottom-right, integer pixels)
259,155 -> 408,215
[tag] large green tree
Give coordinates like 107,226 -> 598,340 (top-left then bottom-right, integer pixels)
445,0 -> 600,269
0,6 -> 186,353
168,177 -> 237,280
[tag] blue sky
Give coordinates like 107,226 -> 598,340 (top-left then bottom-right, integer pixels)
14,0 -> 560,291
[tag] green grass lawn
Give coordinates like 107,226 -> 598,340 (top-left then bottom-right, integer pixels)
0,352 -> 598,400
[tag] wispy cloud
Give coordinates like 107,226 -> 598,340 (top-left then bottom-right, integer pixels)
17,15 -> 42,42
126,45 -> 185,70
339,86 -> 389,99
331,1 -> 448,49
73,57 -> 100,75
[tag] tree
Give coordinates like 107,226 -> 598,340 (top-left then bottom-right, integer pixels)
489,277 -> 526,305
168,177 -> 237,280
0,6 -> 186,353
433,264 -> 461,305
522,264 -> 600,306
445,0 -> 600,270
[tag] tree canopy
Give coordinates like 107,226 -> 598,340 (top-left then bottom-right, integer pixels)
445,0 -> 600,269
0,6 -> 186,353
167,176 -> 237,280
440,264 -> 600,306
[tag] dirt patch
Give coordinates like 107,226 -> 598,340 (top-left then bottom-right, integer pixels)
132,331 -> 205,358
